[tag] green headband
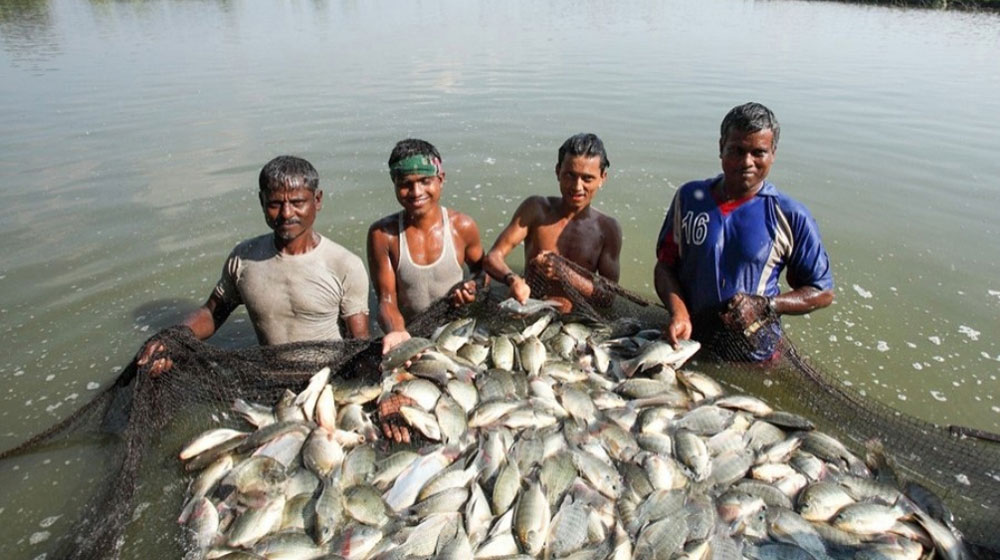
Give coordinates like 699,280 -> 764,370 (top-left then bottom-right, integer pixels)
389,154 -> 442,178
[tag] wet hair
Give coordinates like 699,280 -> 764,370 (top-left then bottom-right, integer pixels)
388,139 -> 442,169
258,156 -> 319,193
557,133 -> 610,171
720,102 -> 780,149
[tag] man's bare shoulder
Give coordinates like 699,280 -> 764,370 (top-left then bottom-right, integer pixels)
368,213 -> 401,238
447,208 -> 479,231
515,195 -> 561,222
592,209 -> 622,238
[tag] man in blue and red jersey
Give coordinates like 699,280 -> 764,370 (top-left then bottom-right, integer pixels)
654,102 -> 834,361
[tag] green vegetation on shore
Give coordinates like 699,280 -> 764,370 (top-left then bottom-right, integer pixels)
813,0 -> 1000,10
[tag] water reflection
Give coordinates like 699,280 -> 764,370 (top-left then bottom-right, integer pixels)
0,0 -> 60,70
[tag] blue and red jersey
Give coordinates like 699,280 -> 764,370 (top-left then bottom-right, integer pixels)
656,175 -> 833,359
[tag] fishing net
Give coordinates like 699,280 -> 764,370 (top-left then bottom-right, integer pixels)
1,258 -> 998,559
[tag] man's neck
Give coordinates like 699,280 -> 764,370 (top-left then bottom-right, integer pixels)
716,179 -> 763,202
557,199 -> 592,221
403,205 -> 443,230
274,231 -> 319,255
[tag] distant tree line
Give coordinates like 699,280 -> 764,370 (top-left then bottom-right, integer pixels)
815,0 -> 999,9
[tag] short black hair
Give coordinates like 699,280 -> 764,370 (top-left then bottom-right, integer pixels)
557,133 -> 610,171
388,139 -> 442,168
720,102 -> 780,149
258,156 -> 319,193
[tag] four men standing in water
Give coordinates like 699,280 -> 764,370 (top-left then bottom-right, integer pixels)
141,102 -> 833,376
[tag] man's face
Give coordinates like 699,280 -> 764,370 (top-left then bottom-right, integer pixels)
556,155 -> 606,211
394,172 -> 443,217
260,186 -> 323,241
720,128 -> 776,194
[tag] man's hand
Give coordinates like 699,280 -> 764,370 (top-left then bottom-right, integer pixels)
137,339 -> 173,377
530,251 -> 559,281
663,312 -> 692,346
382,330 -> 411,355
378,394 -> 415,444
509,275 -> 531,303
451,280 -> 477,306
721,293 -> 774,335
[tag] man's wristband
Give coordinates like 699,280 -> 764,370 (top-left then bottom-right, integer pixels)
503,272 -> 518,286
767,296 -> 778,315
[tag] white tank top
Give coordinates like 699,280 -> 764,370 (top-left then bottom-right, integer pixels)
396,207 -> 464,321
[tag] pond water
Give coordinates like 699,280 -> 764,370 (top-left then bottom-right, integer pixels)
1,0 -> 999,557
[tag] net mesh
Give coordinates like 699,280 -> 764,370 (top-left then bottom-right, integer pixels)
1,261 -> 998,559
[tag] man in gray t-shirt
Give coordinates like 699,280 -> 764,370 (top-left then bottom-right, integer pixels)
139,156 -> 370,376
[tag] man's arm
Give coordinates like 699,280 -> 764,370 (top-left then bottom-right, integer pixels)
772,285 -> 834,315
366,222 -> 408,352
451,212 -> 486,306
137,292 -> 237,376
484,197 -> 540,303
343,313 -> 371,339
654,260 -> 692,345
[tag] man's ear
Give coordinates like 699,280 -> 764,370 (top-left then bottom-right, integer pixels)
315,189 -> 323,211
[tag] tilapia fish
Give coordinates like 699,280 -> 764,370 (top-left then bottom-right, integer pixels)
174,304 -> 966,560
498,296 -> 562,316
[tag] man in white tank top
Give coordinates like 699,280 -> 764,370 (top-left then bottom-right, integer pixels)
368,139 -> 486,444
367,139 -> 485,354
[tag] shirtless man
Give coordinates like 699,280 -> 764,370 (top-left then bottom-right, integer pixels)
138,155 -> 370,376
367,138 -> 484,354
484,133 -> 622,311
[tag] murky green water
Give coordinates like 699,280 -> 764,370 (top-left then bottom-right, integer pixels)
1,0 -> 999,557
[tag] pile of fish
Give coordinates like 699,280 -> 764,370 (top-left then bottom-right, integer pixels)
175,300 -> 970,559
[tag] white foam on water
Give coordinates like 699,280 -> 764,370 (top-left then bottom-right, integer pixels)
933,356 -> 945,363
929,336 -> 941,345
876,341 -> 889,352
906,342 -> 917,349
989,289 -> 1000,300
29,531 -> 50,545
930,391 -> 947,402
86,382 -> 100,390
993,406 -> 1000,413
38,515 -> 60,528
897,393 -> 907,401
852,284 -> 873,298
44,375 -> 54,382
958,325 -> 981,341
484,157 -> 496,165
912,363 -> 923,371
33,554 -> 47,560
131,501 -> 151,523
14,369 -> 24,377
828,335 -> 837,342
955,473 -> 971,486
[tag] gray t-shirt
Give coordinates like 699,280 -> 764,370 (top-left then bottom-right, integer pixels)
213,234 -> 369,344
